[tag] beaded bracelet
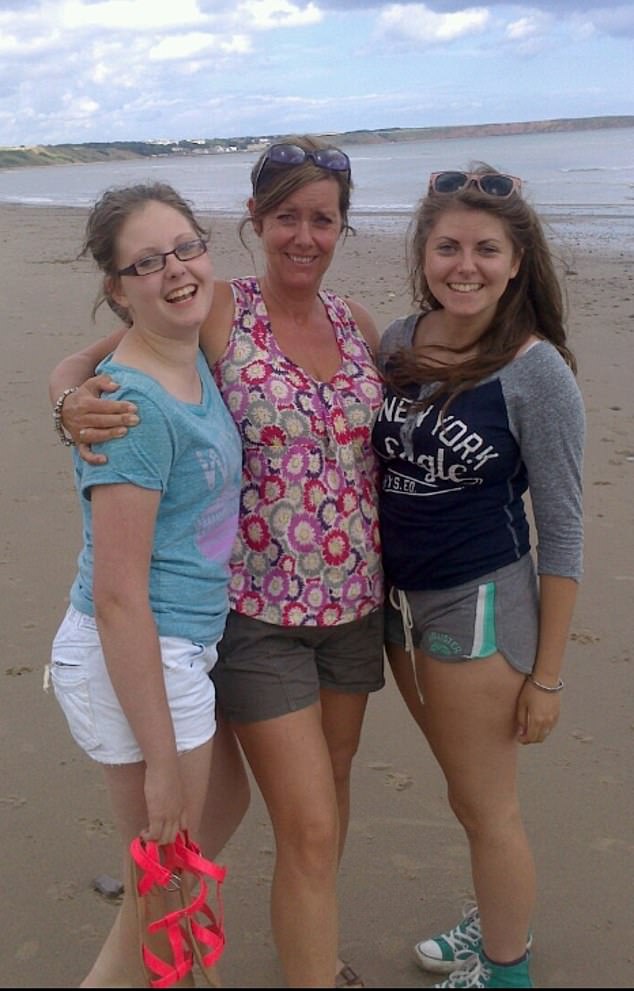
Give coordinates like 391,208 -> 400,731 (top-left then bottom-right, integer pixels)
53,387 -> 79,446
527,673 -> 564,693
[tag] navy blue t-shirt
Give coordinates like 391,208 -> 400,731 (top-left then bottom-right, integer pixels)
372,314 -> 585,591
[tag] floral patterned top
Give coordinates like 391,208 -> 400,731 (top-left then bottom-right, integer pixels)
213,277 -> 384,626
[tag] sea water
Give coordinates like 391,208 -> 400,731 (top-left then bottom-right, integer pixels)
1,127 -> 633,248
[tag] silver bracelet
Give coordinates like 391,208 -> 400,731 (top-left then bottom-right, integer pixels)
527,673 -> 564,693
53,387 -> 78,446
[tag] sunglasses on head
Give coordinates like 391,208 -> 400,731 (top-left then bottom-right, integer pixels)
429,171 -> 522,198
253,143 -> 351,194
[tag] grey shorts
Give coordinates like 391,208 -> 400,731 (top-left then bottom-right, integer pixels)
212,609 -> 385,723
385,555 -> 539,675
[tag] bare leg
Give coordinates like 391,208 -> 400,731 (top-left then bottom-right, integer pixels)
385,643 -> 426,734
80,761 -> 151,989
81,740 -> 213,989
234,703 -> 339,988
392,643 -> 536,964
320,688 -> 368,862
320,688 -> 369,983
198,711 -> 250,860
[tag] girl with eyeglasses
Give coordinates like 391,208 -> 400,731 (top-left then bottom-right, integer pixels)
48,182 -> 243,987
371,164 -> 585,989
48,137 -> 384,988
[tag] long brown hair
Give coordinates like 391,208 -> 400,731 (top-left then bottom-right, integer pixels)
386,163 -> 576,407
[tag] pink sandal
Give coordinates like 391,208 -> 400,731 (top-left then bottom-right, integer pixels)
130,831 -> 226,988
171,831 -> 226,981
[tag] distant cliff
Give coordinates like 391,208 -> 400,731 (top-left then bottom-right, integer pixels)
332,115 -> 634,144
1,115 -> 632,170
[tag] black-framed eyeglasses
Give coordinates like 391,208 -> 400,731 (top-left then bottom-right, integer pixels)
117,237 -> 208,277
252,143 -> 351,194
428,171 -> 522,198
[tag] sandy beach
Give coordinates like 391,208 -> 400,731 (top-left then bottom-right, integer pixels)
1,201 -> 632,989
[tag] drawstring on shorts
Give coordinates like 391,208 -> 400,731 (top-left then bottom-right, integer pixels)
388,587 -> 424,705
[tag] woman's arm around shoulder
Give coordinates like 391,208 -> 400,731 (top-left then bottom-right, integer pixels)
49,326 -> 138,464
48,327 -> 126,405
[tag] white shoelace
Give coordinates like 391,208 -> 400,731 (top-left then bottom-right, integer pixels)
388,586 -> 424,704
437,954 -> 490,988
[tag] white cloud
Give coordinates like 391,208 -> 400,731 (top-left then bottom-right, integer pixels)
61,93 -> 99,116
148,32 -> 252,60
236,0 -> 323,29
58,0 -> 206,30
378,3 -> 490,43
0,29 -> 60,55
503,11 -> 553,53
0,0 -> 631,146
506,16 -> 540,42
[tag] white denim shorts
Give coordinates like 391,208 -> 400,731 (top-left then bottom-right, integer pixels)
50,604 -> 218,765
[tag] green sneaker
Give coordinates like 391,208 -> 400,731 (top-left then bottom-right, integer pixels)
414,904 -> 533,974
414,904 -> 482,973
432,951 -> 533,988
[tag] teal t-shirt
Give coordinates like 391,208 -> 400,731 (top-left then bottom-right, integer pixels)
70,351 -> 242,644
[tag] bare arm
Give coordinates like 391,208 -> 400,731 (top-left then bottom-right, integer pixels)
92,481 -> 185,843
516,574 -> 579,745
49,327 -> 141,464
48,328 -> 124,405
51,282 -> 235,464
198,279 -> 235,366
346,298 -> 381,360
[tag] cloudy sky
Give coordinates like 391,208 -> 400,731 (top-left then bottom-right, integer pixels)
1,0 -> 632,147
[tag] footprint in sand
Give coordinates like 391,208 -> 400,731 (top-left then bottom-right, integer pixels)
571,730 -> 595,743
47,879 -> 78,901
0,794 -> 27,807
15,939 -> 39,962
367,761 -> 414,790
570,630 -> 600,644
386,771 -> 414,791
79,816 -> 115,837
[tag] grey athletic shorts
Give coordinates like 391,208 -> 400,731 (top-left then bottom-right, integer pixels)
385,554 -> 539,675
212,608 -> 385,723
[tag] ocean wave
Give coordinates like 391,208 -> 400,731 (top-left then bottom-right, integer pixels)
560,166 -> 632,173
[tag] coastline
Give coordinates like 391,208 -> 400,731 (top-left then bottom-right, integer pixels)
5,202 -> 632,257
1,202 -> 633,988
2,114 -> 632,170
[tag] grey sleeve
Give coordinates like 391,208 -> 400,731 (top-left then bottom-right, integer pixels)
377,314 -> 419,374
502,343 -> 586,580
